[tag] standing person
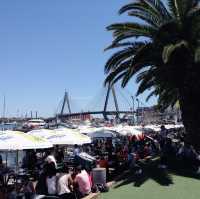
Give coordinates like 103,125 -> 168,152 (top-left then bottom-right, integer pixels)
21,176 -> 35,199
35,164 -> 48,195
55,147 -> 64,164
73,145 -> 80,156
0,154 -> 2,165
0,154 -> 5,188
46,162 -> 57,196
160,125 -> 168,149
0,154 -> 4,169
74,145 -> 81,166
160,125 -> 168,138
57,165 -> 74,199
28,150 -> 37,170
74,165 -> 91,198
46,150 -> 57,168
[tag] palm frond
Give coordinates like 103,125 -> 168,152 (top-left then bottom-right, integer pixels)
146,90 -> 157,101
128,10 -> 162,27
105,59 -> 132,82
168,0 -> 199,22
104,42 -> 133,51
119,0 -> 171,21
105,42 -> 146,73
107,23 -> 156,40
162,40 -> 188,63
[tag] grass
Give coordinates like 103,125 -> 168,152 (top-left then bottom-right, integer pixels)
101,169 -> 200,199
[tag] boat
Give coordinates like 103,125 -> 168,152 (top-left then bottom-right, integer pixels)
23,119 -> 46,129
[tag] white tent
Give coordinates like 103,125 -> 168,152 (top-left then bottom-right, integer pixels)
85,128 -> 116,138
53,128 -> 91,145
27,129 -> 55,138
0,130 -> 53,150
144,124 -> 184,132
144,125 -> 161,132
109,125 -> 143,136
28,128 -> 91,145
78,126 -> 98,135
0,131 -> 53,171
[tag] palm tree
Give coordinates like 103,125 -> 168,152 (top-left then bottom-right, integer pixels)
104,0 -> 200,148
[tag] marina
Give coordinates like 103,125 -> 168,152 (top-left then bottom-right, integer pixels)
1,0 -> 200,198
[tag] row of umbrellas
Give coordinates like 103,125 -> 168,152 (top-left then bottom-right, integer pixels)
0,124 -> 184,151
0,128 -> 92,151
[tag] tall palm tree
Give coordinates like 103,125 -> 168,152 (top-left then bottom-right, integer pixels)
105,0 -> 200,148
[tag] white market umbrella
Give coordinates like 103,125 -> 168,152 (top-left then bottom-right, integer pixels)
0,130 -> 53,172
27,129 -> 55,139
78,126 -> 99,134
85,128 -> 116,138
119,128 -> 142,136
174,124 -> 184,128
145,125 -> 161,132
52,128 -> 92,145
28,128 -> 91,145
0,130 -> 53,150
110,125 -> 143,137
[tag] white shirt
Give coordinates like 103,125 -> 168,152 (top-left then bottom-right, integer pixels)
57,173 -> 71,195
46,176 -> 57,195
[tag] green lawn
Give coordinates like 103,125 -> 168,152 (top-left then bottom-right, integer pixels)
102,171 -> 200,199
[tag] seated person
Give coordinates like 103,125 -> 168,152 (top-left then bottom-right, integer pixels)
57,164 -> 73,199
99,156 -> 109,178
143,143 -> 152,158
74,165 -> 91,198
99,156 -> 108,169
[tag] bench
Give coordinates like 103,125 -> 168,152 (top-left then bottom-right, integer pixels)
83,192 -> 101,199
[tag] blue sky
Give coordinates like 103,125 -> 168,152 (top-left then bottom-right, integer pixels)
0,0 -> 157,118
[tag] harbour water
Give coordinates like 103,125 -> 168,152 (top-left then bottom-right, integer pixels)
0,123 -> 18,131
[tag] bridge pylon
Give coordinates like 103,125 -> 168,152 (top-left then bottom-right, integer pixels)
103,84 -> 119,120
60,91 -> 71,117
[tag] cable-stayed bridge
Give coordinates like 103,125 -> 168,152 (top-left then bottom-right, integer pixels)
54,84 -> 145,121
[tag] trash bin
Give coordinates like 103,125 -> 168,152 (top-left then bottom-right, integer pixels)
92,168 -> 106,185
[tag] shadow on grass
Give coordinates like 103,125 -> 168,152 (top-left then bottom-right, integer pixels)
170,168 -> 200,180
114,166 -> 173,188
113,164 -> 200,189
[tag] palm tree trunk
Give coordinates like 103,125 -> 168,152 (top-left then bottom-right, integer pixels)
179,88 -> 200,150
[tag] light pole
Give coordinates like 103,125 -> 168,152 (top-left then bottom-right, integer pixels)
35,111 -> 38,119
131,96 -> 135,124
136,98 -> 139,124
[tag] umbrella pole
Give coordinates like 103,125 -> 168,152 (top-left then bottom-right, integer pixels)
14,150 -> 19,193
16,150 -> 19,173
6,151 -> 8,168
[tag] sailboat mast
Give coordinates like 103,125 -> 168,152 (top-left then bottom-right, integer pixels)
2,95 -> 6,131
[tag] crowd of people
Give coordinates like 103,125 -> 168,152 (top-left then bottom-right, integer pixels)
82,125 -> 200,176
7,159 -> 93,199
2,125 -> 200,199
34,163 -> 92,199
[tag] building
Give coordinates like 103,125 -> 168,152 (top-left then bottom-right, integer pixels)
136,105 -> 181,124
